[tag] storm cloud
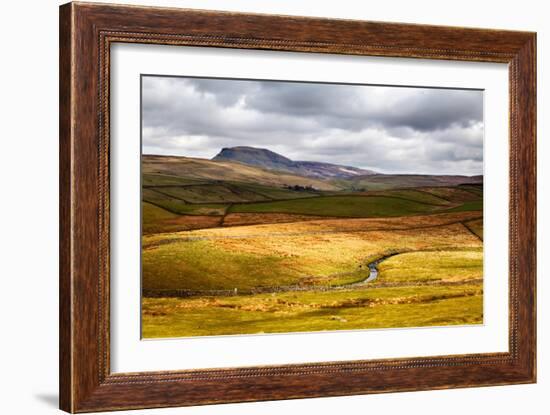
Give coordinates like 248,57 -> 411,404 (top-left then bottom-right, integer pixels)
142,76 -> 483,175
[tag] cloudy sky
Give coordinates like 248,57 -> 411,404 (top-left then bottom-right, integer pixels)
142,76 -> 483,175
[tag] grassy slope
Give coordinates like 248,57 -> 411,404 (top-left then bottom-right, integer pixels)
444,200 -> 483,213
143,155 -> 339,190
334,174 -> 482,191
143,202 -> 181,234
143,173 -> 205,186
142,284 -> 482,337
420,186 -> 482,203
229,181 -> 320,199
142,181 -> 482,235
463,218 -> 483,240
361,189 -> 452,206
229,195 -> 447,217
140,156 -> 483,337
151,184 -> 270,204
142,188 -> 229,216
142,214 -> 482,291
376,249 -> 483,283
141,156 -> 482,236
142,202 -> 221,234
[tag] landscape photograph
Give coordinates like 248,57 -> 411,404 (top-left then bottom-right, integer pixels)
141,75 -> 484,339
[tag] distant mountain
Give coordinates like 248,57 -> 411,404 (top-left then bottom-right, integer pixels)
142,154 -> 340,191
143,153 -> 482,192
212,146 -> 377,179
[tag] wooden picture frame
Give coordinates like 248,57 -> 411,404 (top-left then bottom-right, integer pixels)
59,2 -> 536,412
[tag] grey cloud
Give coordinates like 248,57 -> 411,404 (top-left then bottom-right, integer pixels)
142,76 -> 484,175
235,81 -> 482,132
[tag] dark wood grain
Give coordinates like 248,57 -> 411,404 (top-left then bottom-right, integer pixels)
59,3 -> 73,411
59,2 -> 536,412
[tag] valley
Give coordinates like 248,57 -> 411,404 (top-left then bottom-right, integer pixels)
141,148 -> 483,338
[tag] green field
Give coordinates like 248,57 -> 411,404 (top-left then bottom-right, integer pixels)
444,200 -> 484,213
142,188 -> 229,216
334,174 -> 483,191
229,195 -> 450,217
419,186 -> 483,202
362,189 -> 452,206
141,155 -> 484,338
142,284 -> 482,337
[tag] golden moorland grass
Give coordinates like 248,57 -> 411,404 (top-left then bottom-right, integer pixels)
463,218 -> 483,240
144,211 -> 482,243
376,249 -> 482,283
142,212 -> 482,292
222,212 -> 342,227
141,157 -> 483,338
142,283 -> 483,338
142,211 -> 484,339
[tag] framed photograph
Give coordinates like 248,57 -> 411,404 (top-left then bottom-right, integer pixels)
59,2 -> 536,412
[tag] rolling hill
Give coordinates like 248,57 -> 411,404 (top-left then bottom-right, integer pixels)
335,174 -> 483,191
141,147 -> 484,339
143,151 -> 482,193
212,146 -> 377,179
143,154 -> 340,190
